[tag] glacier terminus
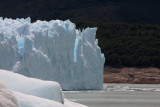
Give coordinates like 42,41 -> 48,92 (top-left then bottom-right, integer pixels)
0,17 -> 105,90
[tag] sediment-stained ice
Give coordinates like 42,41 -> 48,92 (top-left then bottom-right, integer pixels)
0,79 -> 20,107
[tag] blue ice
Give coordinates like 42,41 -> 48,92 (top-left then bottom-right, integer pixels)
17,39 -> 24,54
74,38 -> 79,62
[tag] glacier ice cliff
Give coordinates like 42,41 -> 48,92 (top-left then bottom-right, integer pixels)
0,17 -> 105,90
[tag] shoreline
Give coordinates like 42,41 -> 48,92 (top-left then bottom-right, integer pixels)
103,67 -> 160,84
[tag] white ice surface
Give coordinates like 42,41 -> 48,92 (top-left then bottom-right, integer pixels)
0,69 -> 63,104
15,92 -> 63,107
15,92 -> 88,107
0,17 -> 105,90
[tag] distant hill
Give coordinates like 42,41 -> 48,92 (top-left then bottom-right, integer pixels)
0,0 -> 160,25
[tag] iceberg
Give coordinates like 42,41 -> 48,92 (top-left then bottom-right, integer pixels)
0,69 -> 64,104
0,17 -> 105,90
0,69 -> 87,107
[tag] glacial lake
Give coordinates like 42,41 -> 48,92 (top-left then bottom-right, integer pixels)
64,83 -> 160,107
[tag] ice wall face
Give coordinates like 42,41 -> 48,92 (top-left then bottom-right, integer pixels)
0,17 -> 105,90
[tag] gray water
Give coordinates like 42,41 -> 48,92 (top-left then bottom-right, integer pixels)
64,84 -> 160,107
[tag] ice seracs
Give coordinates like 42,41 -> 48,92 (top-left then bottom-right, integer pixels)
0,17 -> 105,90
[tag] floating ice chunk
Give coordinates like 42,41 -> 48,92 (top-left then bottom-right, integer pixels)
0,70 -> 88,107
0,69 -> 64,104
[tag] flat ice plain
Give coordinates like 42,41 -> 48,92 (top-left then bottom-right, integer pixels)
64,83 -> 160,107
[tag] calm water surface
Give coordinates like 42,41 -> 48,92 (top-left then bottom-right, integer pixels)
64,83 -> 160,107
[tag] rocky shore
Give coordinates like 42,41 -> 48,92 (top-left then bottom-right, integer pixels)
104,67 -> 160,84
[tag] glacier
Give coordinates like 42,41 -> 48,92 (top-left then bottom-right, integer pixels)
0,17 -> 105,90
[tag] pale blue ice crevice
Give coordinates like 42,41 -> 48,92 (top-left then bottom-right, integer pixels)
16,37 -> 24,55
16,22 -> 29,55
74,38 -> 79,62
74,31 -> 80,62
